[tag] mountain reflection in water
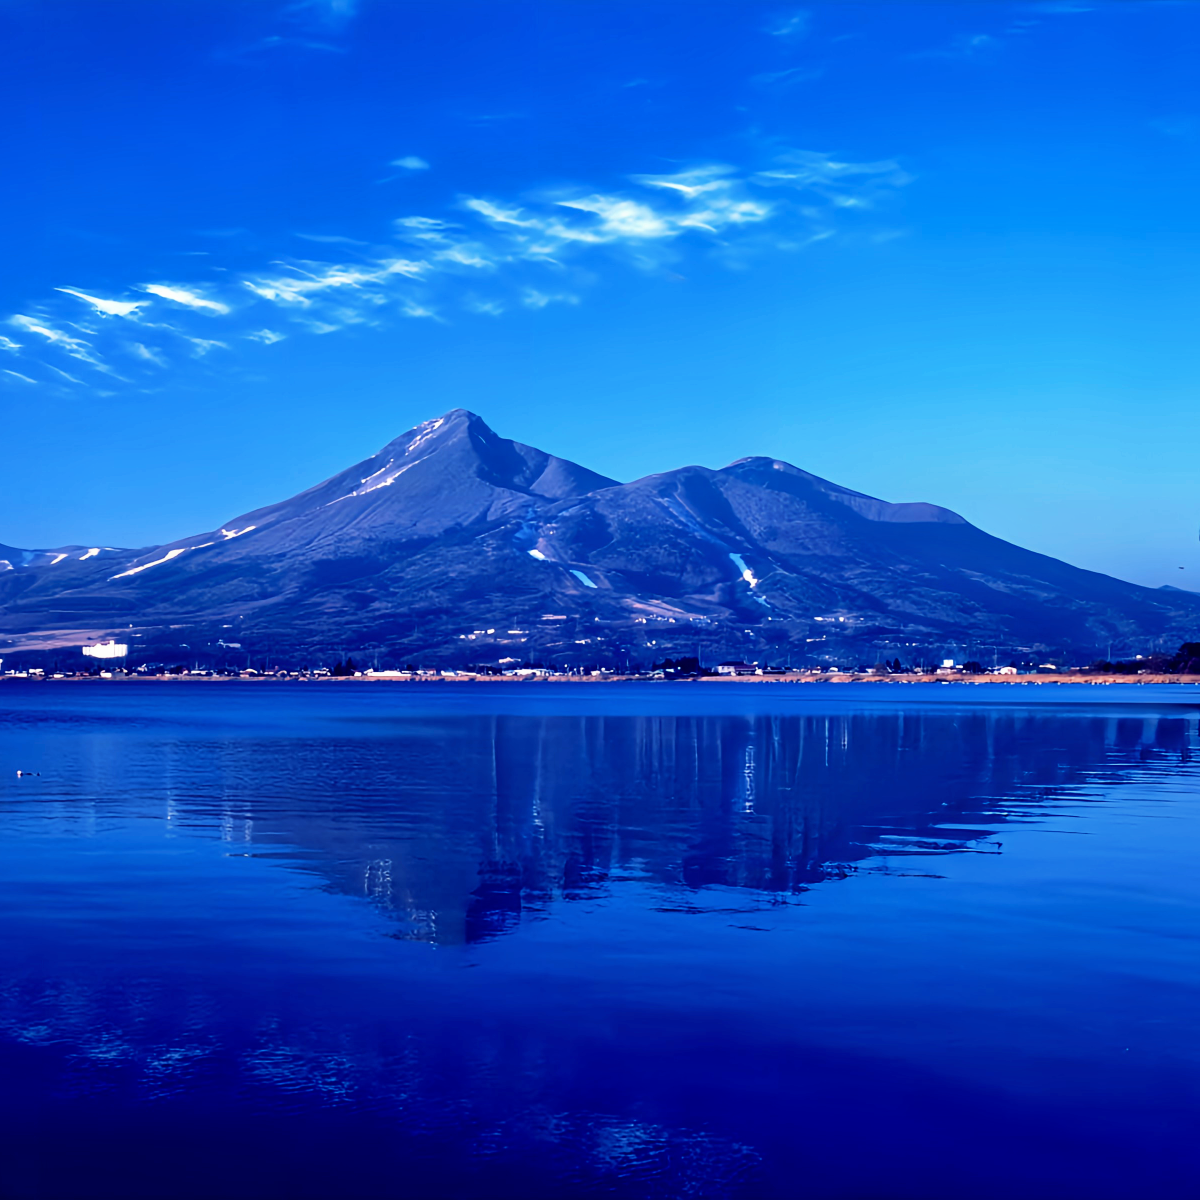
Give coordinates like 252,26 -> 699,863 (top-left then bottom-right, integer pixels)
0,685 -> 1197,1200
163,707 -> 1191,944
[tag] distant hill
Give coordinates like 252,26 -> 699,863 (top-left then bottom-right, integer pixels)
3,409 -> 1197,667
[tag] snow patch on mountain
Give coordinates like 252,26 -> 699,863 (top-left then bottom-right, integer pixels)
729,552 -> 758,587
326,420 -> 449,505
404,417 -> 445,455
351,460 -> 420,498
111,547 -> 188,579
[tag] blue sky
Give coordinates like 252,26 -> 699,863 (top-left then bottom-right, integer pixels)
2,0 -> 1197,588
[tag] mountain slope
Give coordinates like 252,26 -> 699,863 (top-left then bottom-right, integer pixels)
531,455 -> 1193,652
1,410 -> 1196,666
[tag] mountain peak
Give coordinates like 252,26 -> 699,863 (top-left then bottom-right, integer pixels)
185,409 -> 618,546
722,455 -> 966,525
377,408 -> 476,453
372,409 -> 610,488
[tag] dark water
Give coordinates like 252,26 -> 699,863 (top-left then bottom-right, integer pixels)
1,682 -> 1198,1199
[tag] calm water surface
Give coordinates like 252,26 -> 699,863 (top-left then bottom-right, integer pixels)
1,682 -> 1197,1199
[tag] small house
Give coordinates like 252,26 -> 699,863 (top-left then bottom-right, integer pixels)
715,661 -> 757,676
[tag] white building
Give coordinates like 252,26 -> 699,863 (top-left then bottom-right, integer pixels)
82,640 -> 128,659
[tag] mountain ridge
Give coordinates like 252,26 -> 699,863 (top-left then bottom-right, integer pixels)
2,409 -> 1196,667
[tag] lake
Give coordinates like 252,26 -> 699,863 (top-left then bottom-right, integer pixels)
1,682 -> 1197,1198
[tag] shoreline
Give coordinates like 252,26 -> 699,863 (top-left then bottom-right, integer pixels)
4,672 -> 1199,686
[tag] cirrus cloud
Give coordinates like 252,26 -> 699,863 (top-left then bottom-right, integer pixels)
55,288 -> 146,318
141,284 -> 231,314
2,144 -> 908,390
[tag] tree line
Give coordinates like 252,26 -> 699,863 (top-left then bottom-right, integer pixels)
1089,642 -> 1200,675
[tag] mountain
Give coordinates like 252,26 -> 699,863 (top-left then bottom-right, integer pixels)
2,409 -> 1197,667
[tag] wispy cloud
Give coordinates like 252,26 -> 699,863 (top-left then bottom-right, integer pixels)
752,151 -> 910,200
294,232 -> 369,246
285,0 -> 358,30
751,65 -> 823,90
3,369 -> 37,384
141,284 -> 231,314
243,258 -> 424,305
434,243 -> 493,268
133,343 -> 168,367
521,290 -> 579,310
255,35 -> 347,53
464,167 -> 776,257
394,216 -> 459,243
46,363 -> 86,384
2,144 -> 908,388
766,10 -> 809,38
400,301 -> 441,320
9,315 -> 108,370
392,155 -> 430,171
465,298 -> 505,317
557,195 -> 681,239
917,1 -> 1094,58
220,0 -> 359,62
55,287 -> 145,318
914,33 -> 999,60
